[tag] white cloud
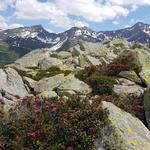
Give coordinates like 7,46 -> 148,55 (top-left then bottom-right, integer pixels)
113,20 -> 120,25
0,0 -> 17,11
108,0 -> 150,6
75,21 -> 89,27
1,0 -> 150,29
0,15 -> 23,30
131,5 -> 138,11
13,0 -> 129,29
15,0 -> 64,20
55,0 -> 129,22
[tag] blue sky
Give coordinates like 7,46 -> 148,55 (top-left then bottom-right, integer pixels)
0,0 -> 150,33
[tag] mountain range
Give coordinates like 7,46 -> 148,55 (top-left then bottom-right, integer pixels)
0,22 -> 150,64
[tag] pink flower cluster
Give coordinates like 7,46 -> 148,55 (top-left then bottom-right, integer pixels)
68,147 -> 74,150
32,105 -> 42,114
32,98 -> 59,115
133,104 -> 144,111
15,135 -> 21,142
51,107 -> 57,113
88,127 -> 96,134
27,130 -> 40,139
35,99 -> 44,104
0,141 -> 5,149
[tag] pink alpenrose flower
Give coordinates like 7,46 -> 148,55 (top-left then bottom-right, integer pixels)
15,135 -> 21,142
34,108 -> 42,114
67,147 -> 74,150
51,107 -> 57,113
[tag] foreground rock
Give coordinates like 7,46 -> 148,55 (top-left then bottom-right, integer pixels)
139,70 -> 150,86
119,70 -> 142,84
0,68 -> 28,118
0,68 -> 28,99
95,101 -> 150,150
144,87 -> 150,129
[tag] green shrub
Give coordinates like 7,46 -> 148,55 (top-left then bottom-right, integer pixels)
86,72 -> 117,95
0,96 -> 108,150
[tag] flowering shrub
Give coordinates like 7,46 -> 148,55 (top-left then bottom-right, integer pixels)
0,96 -> 108,150
105,50 -> 142,75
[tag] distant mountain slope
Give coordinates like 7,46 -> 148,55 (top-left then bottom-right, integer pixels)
101,22 -> 150,43
0,22 -> 150,64
0,41 -> 19,65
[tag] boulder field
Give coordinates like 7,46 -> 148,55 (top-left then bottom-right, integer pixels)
1,39 -> 150,149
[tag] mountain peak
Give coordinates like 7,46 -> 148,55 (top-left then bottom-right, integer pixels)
31,25 -> 43,29
133,22 -> 149,28
66,26 -> 93,32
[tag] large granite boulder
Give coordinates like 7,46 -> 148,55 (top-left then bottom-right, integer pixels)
119,70 -> 142,84
34,74 -> 65,93
78,54 -> 101,68
0,68 -> 28,118
39,57 -> 63,70
95,101 -> 150,150
57,75 -> 92,95
15,49 -> 50,68
78,54 -> 91,68
139,70 -> 150,86
0,68 -> 28,98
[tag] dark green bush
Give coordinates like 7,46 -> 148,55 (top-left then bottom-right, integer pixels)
0,96 -> 108,150
86,72 -> 117,95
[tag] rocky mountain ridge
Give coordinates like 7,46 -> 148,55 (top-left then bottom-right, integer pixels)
0,22 -> 150,59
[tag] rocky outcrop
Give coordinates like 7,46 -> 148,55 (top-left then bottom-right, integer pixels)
1,39 -> 150,148
34,73 -> 92,96
95,101 -> 150,150
39,57 -> 63,70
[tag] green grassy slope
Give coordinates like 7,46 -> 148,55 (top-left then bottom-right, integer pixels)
0,41 -> 19,65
